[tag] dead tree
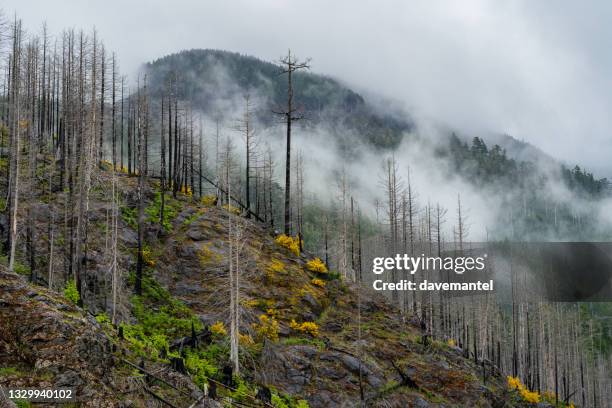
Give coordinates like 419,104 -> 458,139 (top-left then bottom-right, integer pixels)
134,77 -> 149,295
235,94 -> 257,217
273,50 -> 310,235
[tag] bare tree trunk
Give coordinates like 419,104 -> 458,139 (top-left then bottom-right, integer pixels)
274,50 -> 309,235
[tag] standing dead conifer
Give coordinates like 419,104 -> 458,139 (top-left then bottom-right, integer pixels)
273,50 -> 310,235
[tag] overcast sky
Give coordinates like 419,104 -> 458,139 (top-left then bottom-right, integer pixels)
5,0 -> 612,176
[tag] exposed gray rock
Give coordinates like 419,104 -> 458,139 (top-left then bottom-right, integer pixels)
119,228 -> 138,247
366,373 -> 384,388
178,242 -> 199,258
302,293 -> 323,315
413,397 -> 430,408
186,227 -> 206,241
54,370 -> 84,387
322,321 -> 343,332
317,366 -> 346,380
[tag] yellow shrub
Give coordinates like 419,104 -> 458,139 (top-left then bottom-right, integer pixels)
201,194 -> 217,207
447,338 -> 456,347
268,259 -> 285,274
290,319 -> 319,337
507,376 -> 522,391
275,234 -> 301,256
253,314 -> 279,342
211,321 -> 227,336
507,376 -> 540,404
243,299 -> 259,308
142,247 -> 156,267
266,259 -> 287,286
180,185 -> 193,196
306,258 -> 328,273
519,388 -> 540,404
239,333 -> 254,345
311,278 -> 326,288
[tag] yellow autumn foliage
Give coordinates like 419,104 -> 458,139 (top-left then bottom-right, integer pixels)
275,234 -> 301,256
507,376 -> 540,404
211,321 -> 227,336
311,278 -> 326,288
306,257 -> 328,273
268,259 -> 285,273
243,299 -> 259,308
507,376 -> 522,391
290,319 -> 320,337
239,333 -> 254,345
142,247 -> 156,267
201,194 -> 217,207
253,314 -> 279,342
519,388 -> 540,404
447,338 -> 456,347
180,185 -> 193,196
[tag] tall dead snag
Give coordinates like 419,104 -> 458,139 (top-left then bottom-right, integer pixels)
172,96 -> 179,197
120,76 -> 124,171
25,37 -> 39,283
8,19 -> 23,273
98,44 -> 105,163
110,164 -> 120,323
274,50 -> 310,235
455,193 -> 468,252
235,94 -> 257,217
294,150 -> 305,249
381,156 -> 403,303
127,91 -> 132,174
336,168 -> 350,279
167,80 -> 173,190
111,53 -> 117,168
263,145 -> 275,226
134,77 -> 149,295
159,95 -> 166,232
198,118 -> 203,198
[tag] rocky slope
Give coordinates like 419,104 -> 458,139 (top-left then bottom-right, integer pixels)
0,266 -> 210,407
0,169 -> 530,407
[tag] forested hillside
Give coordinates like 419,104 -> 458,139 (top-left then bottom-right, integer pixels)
145,49 -> 412,149
0,12 -> 610,408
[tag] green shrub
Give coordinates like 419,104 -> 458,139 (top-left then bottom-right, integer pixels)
64,279 -> 80,305
95,313 -> 111,325
121,206 -> 137,229
145,192 -> 181,231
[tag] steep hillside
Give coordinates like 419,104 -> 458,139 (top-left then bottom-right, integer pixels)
1,168 -> 537,407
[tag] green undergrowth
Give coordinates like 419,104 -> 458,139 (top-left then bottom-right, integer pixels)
182,208 -> 205,227
0,253 -> 31,276
63,279 -> 80,305
121,191 -> 182,232
282,337 -> 326,350
120,270 -> 202,359
145,191 -> 182,231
